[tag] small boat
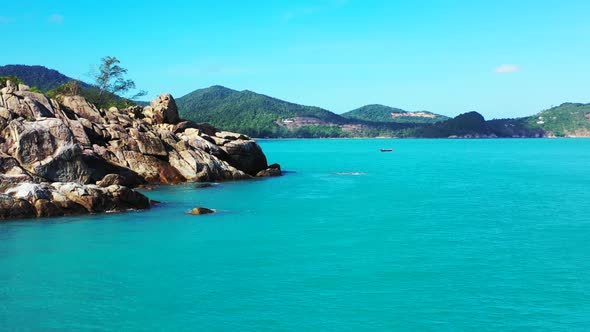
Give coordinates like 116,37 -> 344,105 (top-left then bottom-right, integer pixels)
380,148 -> 394,152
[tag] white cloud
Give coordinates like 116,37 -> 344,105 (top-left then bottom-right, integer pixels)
495,64 -> 520,74
48,14 -> 64,24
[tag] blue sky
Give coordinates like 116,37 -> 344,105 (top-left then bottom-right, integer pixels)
1,0 -> 589,118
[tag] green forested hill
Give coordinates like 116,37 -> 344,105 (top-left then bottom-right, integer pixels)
342,104 -> 448,124
177,86 -> 350,137
177,85 -> 590,138
409,111 -> 491,137
0,65 -> 88,91
5,65 -> 588,138
524,103 -> 590,136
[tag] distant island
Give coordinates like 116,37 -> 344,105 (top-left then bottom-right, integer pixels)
2,64 -> 590,138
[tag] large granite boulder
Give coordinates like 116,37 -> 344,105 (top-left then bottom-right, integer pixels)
144,93 -> 179,124
2,118 -> 91,183
60,95 -> 105,123
220,138 -> 268,176
0,153 -> 37,191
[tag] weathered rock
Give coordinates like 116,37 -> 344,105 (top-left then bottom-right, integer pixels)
121,151 -> 185,184
4,80 -> 17,94
172,120 -> 199,134
34,199 -> 64,217
126,105 -> 144,119
5,183 -> 51,201
145,93 -> 180,124
256,163 -> 282,177
3,118 -> 91,183
14,91 -> 55,115
61,96 -> 104,123
215,131 -> 250,140
103,185 -> 151,211
187,207 -> 215,215
51,182 -> 150,213
96,174 -> 128,187
168,148 -> 249,182
96,173 -> 144,188
221,140 -> 268,176
0,89 -> 279,220
0,194 -> 36,220
0,154 -> 36,191
129,128 -> 167,157
0,107 -> 10,120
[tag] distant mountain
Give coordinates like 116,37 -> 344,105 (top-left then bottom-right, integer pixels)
177,85 -> 353,137
342,104 -> 448,124
0,65 -> 88,91
5,65 -> 590,138
176,85 -> 590,138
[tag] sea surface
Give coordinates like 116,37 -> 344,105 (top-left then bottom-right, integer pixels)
1,139 -> 589,331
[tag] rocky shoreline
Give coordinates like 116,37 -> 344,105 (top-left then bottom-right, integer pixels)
0,80 -> 280,220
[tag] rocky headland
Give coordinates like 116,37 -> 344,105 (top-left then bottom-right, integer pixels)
0,80 -> 280,220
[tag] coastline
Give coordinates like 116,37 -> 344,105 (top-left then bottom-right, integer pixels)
0,83 -> 281,221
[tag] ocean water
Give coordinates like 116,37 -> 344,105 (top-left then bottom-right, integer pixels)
1,139 -> 589,331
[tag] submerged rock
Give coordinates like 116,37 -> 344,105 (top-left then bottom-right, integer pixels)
187,207 -> 215,215
194,183 -> 215,189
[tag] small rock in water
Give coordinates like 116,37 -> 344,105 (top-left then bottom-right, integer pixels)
188,207 -> 215,215
194,183 -> 214,189
256,163 -> 282,177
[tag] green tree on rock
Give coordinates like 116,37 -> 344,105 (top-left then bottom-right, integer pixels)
92,56 -> 146,108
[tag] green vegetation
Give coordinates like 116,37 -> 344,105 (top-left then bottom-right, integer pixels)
47,80 -> 82,99
1,75 -> 45,94
0,65 -> 82,91
92,56 -> 146,107
2,61 -> 147,110
410,111 -> 490,137
0,75 -> 25,86
47,81 -> 140,109
525,103 -> 590,136
177,86 -> 350,137
177,85 -> 590,138
342,104 -> 448,124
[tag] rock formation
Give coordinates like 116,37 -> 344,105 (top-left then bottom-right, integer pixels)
0,80 -> 281,220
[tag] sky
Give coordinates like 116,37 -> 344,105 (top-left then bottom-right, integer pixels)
1,0 -> 589,118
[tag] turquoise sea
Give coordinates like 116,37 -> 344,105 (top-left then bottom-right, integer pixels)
1,139 -> 589,331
